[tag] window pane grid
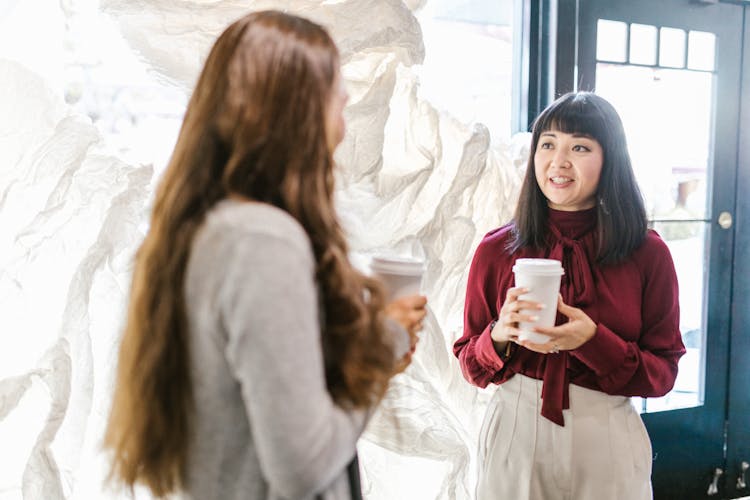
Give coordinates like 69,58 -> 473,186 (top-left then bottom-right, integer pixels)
596,20 -> 716,74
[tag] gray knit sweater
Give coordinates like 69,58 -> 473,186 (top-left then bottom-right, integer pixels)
183,199 -> 395,500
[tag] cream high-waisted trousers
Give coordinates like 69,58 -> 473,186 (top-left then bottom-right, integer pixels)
476,375 -> 653,500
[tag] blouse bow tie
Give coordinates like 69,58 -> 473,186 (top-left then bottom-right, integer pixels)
547,225 -> 597,307
540,224 -> 597,426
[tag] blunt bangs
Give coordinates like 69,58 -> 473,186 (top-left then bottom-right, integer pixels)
532,93 -> 611,148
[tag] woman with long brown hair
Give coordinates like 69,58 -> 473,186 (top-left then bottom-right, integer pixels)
104,10 -> 427,500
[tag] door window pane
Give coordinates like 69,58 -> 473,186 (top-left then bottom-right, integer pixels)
659,27 -> 687,68
688,30 -> 716,71
597,19 -> 628,62
629,23 -> 658,66
643,221 -> 707,412
596,60 -> 716,413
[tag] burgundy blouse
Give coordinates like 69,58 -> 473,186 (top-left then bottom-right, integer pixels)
453,207 -> 686,426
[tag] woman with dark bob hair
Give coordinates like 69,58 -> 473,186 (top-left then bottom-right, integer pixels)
454,92 -> 685,499
104,10 -> 427,500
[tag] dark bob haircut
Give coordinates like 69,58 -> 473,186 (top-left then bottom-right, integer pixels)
510,91 -> 648,264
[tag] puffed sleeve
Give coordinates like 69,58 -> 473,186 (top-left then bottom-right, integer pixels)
571,232 -> 686,396
453,230 -> 514,388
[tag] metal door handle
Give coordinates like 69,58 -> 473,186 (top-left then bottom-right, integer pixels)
718,211 -> 732,229
737,461 -> 749,490
708,467 -> 723,495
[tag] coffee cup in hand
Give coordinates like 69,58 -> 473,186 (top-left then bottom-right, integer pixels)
370,255 -> 425,300
512,258 -> 564,343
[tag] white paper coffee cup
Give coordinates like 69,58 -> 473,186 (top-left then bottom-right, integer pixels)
512,258 -> 564,343
370,255 -> 425,300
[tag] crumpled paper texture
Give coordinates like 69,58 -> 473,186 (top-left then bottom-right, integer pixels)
0,56 -> 153,500
0,1 -> 530,498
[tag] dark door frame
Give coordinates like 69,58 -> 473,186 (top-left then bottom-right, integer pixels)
727,6 -> 750,499
512,0 -> 588,131
513,0 -> 557,132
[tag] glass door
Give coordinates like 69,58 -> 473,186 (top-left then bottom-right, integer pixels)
572,0 -> 746,498
727,5 -> 750,499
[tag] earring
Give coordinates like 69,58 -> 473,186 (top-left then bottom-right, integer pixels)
599,196 -> 611,215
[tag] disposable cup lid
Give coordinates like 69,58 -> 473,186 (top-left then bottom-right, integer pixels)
512,258 -> 564,276
370,255 -> 425,276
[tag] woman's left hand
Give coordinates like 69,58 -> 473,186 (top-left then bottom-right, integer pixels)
385,294 -> 428,338
386,294 -> 427,373
519,295 -> 597,354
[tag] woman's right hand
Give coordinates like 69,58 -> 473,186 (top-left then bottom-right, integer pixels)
491,287 -> 544,345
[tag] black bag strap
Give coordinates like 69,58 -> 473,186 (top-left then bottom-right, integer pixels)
347,454 -> 363,500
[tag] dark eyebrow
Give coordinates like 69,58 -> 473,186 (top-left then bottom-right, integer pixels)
571,133 -> 595,139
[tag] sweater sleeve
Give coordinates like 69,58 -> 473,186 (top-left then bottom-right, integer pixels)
220,231 -> 365,499
453,232 -> 512,387
570,233 -> 686,397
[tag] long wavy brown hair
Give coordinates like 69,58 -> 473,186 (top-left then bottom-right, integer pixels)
104,10 -> 397,497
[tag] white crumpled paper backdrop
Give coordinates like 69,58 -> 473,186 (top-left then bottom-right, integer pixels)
0,1 -> 530,498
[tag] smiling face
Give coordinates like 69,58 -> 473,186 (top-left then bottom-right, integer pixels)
534,129 -> 604,211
